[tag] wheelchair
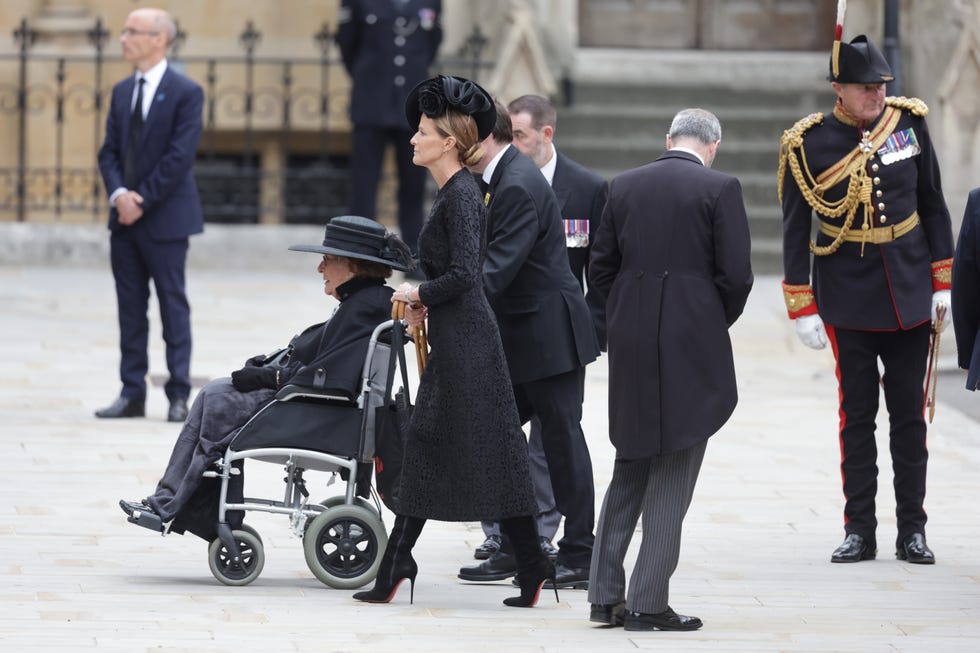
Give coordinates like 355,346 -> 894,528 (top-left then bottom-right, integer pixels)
200,318 -> 408,588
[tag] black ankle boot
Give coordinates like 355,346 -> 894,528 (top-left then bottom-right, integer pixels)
353,515 -> 425,604
500,516 -> 559,608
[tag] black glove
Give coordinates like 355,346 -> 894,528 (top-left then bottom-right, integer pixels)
231,366 -> 278,392
243,354 -> 267,368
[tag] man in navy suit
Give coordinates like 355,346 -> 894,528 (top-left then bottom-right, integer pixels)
96,7 -> 204,423
336,0 -> 442,263
458,102 -> 599,590
473,95 -> 608,564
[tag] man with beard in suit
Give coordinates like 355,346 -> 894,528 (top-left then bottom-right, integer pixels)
587,108 -> 752,630
472,94 -> 608,566
458,102 -> 599,590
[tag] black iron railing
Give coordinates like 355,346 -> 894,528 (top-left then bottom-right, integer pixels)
0,17 -> 489,224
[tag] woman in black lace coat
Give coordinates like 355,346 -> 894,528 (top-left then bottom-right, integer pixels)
353,76 -> 555,608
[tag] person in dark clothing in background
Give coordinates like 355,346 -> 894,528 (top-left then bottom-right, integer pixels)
336,0 -> 442,268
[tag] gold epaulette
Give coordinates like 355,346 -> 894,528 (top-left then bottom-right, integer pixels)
777,113 -> 823,203
779,112 -> 824,150
886,96 -> 928,116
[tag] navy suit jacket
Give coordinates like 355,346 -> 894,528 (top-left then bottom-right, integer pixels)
483,145 -> 599,385
98,65 -> 204,241
552,150 -> 608,348
952,187 -> 980,391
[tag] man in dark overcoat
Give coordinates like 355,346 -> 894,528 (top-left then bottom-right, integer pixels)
458,102 -> 600,589
336,0 -> 442,259
474,94 -> 609,562
952,187 -> 980,392
779,34 -> 954,565
587,108 -> 752,631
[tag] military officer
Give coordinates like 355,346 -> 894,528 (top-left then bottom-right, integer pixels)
779,32 -> 954,565
336,0 -> 442,264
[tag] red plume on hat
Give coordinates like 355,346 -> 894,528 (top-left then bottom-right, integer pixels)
831,0 -> 846,80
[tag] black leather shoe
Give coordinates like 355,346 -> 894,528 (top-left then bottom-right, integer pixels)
624,607 -> 702,631
474,534 -> 502,560
167,398 -> 188,423
831,533 -> 876,563
458,551 -> 516,581
119,499 -> 164,532
95,396 -> 145,419
590,602 -> 626,626
897,532 -> 935,564
543,562 -> 589,589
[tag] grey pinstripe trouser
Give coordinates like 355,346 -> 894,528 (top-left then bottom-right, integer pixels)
587,440 -> 707,614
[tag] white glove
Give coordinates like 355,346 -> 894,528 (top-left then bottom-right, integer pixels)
795,314 -> 828,350
932,290 -> 951,333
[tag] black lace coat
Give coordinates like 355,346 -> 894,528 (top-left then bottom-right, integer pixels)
397,169 -> 536,521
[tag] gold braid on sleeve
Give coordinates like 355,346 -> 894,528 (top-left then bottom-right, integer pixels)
778,112 -> 872,257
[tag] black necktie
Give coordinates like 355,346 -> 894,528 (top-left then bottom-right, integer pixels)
123,77 -> 145,190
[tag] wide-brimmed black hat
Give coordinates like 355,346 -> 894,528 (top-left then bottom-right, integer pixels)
405,75 -> 496,140
289,215 -> 413,271
829,35 -> 894,84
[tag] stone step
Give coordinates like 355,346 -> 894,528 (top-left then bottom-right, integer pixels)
561,136 -> 780,177
558,105 -> 799,142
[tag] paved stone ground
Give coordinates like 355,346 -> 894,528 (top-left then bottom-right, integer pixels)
2,261 -> 979,652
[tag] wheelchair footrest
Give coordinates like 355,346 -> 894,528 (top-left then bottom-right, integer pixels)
127,508 -> 166,534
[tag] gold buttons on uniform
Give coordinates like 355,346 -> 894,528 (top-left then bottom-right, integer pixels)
878,203 -> 886,211
872,163 -> 880,172
873,177 -> 881,185
880,215 -> 888,223
876,190 -> 883,198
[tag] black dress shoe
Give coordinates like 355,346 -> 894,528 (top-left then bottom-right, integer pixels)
167,398 -> 188,423
831,533 -> 876,563
95,396 -> 145,419
474,534 -> 502,560
118,499 -> 150,517
897,532 -> 935,564
543,562 -> 589,590
590,602 -> 626,626
624,607 -> 702,631
119,499 -> 164,532
458,551 -> 516,581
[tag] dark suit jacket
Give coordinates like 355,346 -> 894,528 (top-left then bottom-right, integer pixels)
98,66 -> 204,241
484,146 -> 599,385
590,150 -> 753,458
336,0 -> 442,128
552,150 -> 608,347
953,187 -> 980,391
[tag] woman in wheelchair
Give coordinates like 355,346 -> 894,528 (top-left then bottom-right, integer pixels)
119,216 -> 413,539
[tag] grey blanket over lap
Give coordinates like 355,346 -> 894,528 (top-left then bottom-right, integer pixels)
144,378 -> 275,522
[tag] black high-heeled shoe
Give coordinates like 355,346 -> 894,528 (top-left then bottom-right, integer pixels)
503,560 -> 558,608
353,556 -> 418,604
352,514 -> 426,604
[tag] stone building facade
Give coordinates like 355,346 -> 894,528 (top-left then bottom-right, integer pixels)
0,0 -> 977,228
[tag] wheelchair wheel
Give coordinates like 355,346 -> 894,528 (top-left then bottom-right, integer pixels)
239,523 -> 263,545
317,495 -> 380,516
303,504 -> 387,589
208,529 -> 265,586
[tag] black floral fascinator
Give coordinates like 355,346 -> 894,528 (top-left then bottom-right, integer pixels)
405,75 -> 496,140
